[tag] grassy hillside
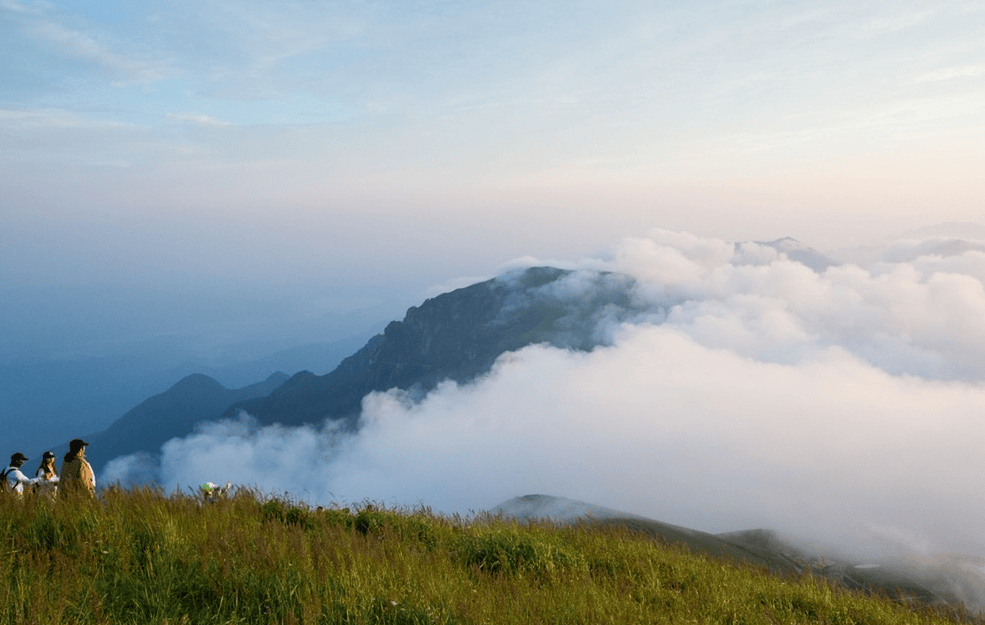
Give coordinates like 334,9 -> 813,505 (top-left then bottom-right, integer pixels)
1,488 -> 980,625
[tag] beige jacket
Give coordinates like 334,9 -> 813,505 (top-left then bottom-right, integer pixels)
61,455 -> 95,496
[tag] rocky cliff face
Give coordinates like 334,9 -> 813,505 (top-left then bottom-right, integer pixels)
228,266 -> 642,428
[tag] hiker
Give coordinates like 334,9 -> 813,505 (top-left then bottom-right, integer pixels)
34,451 -> 60,496
60,439 -> 95,497
200,481 -> 233,503
2,453 -> 39,495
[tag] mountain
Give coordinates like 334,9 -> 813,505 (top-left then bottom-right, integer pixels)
3,330 -> 379,460
30,266 -> 642,479
492,495 -> 985,614
833,222 -> 985,266
757,237 -> 837,272
67,257 -> 849,477
52,372 -> 289,476
225,267 -> 643,428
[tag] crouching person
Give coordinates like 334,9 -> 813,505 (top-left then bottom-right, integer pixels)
2,453 -> 39,496
200,481 -> 232,503
61,439 -> 95,497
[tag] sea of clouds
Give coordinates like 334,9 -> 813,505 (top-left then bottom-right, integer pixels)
104,228 -> 985,570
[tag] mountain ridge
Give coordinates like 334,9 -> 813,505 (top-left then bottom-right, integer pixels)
492,494 -> 985,614
224,266 -> 642,428
50,371 -> 289,476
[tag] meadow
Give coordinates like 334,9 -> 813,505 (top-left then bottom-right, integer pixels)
1,487 -> 980,625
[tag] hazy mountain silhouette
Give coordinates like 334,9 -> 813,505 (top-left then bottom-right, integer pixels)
82,254 -> 839,466
758,237 -> 837,272
5,330 -> 379,460
29,266 -> 636,472
52,247 -> 841,476
226,266 -> 643,428
34,266 -> 641,475
55,372 -> 288,475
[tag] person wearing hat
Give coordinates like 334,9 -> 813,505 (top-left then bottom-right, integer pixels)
34,451 -> 60,496
61,439 -> 95,497
2,453 -> 40,495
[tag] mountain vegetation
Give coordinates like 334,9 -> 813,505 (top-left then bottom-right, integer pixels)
226,267 -> 641,429
2,488 -> 980,625
494,495 -> 985,615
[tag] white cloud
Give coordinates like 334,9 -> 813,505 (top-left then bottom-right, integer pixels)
152,326 -> 984,560
916,65 -> 985,83
118,230 -> 985,573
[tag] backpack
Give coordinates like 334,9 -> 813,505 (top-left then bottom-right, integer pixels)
0,468 -> 12,493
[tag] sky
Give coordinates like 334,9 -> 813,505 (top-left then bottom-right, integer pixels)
2,0 -> 984,308
2,0 -> 985,598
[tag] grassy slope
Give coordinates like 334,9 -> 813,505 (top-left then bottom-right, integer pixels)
1,489 -> 980,625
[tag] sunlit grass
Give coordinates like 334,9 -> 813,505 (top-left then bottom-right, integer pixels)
1,488 -> 979,624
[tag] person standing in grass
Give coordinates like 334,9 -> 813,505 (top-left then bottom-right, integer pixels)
34,451 -> 60,496
2,453 -> 39,495
61,439 -> 95,497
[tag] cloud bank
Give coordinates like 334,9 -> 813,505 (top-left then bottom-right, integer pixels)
104,229 -> 985,566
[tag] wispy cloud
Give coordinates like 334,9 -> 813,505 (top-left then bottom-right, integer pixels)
0,107 -> 139,130
165,112 -> 232,128
681,92 -> 985,161
916,64 -> 985,83
0,0 -> 53,14
27,20 -> 167,83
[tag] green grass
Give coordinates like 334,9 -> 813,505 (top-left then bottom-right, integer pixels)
1,488 -> 979,625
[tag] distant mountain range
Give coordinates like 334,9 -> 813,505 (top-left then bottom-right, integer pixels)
7,330 -> 378,460
22,229 -> 985,473
58,372 -> 289,476
60,265 -> 648,474
30,239 -> 862,475
39,230 -> 985,478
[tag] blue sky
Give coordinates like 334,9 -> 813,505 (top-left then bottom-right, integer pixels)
1,0 -> 983,350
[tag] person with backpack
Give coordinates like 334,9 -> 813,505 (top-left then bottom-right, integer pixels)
34,451 -> 60,496
2,453 -> 39,495
60,439 -> 95,497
